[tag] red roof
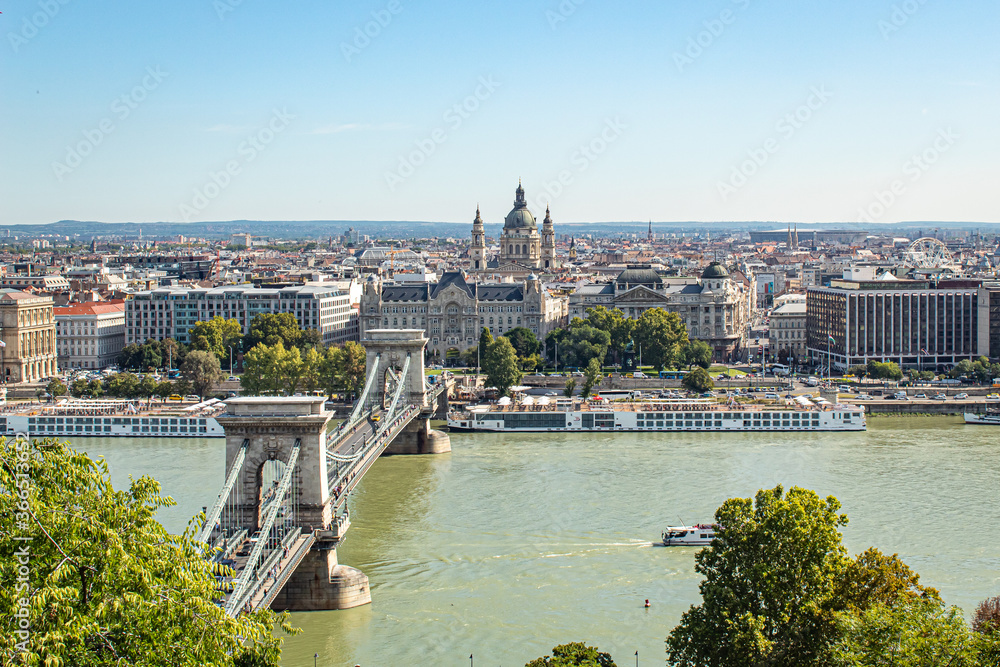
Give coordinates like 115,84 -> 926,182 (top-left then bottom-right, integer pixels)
53,300 -> 125,316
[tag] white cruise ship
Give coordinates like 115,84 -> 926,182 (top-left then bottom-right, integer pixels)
448,399 -> 866,433
0,398 -> 224,438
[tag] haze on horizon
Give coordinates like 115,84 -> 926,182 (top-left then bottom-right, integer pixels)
1,0 -> 997,227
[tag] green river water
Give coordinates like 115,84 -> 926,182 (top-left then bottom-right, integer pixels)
78,416 -> 1000,666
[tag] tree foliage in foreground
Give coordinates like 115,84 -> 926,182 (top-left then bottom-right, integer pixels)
0,438 -> 295,665
665,485 -> 1000,667
525,642 -> 617,667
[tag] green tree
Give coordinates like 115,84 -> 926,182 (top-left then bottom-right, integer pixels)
0,438 -> 294,664
847,364 -> 868,378
138,339 -> 164,371
563,378 -> 577,398
559,320 -> 610,369
586,305 -> 635,365
47,378 -> 67,398
682,367 -> 714,393
482,336 -> 522,396
189,316 -> 243,363
950,359 -> 974,379
155,380 -> 174,400
831,599 -> 988,667
299,328 -> 324,350
867,360 -> 903,381
666,486 -> 849,666
70,378 -> 90,397
634,308 -> 688,371
87,378 -> 104,398
479,326 -> 494,353
681,339 -> 713,370
581,357 -> 603,398
525,642 -> 617,667
241,343 -> 282,396
460,345 -> 479,369
338,341 -> 367,397
181,350 -> 223,399
104,372 -> 139,398
300,347 -> 323,394
277,345 -> 304,396
244,313 -> 303,351
504,327 -> 541,362
138,374 -> 159,404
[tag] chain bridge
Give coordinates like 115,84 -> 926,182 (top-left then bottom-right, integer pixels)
196,330 -> 450,614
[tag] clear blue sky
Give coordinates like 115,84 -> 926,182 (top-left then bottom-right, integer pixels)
1,0 -> 998,226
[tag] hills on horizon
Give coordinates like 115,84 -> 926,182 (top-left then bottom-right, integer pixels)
3,218 -> 996,241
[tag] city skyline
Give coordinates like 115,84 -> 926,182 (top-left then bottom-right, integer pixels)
2,1 -> 998,226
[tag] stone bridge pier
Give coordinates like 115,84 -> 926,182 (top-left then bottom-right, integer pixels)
216,397 -> 371,611
362,329 -> 451,455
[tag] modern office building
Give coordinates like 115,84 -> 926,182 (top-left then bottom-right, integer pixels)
126,282 -> 358,347
806,275 -> 985,371
54,301 -> 126,370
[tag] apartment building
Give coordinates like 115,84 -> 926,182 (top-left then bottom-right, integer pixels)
126,282 -> 358,347
54,301 -> 126,370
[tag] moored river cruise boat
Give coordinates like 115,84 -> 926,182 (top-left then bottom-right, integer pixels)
448,398 -> 866,432
1,398 -> 225,438
963,411 -> 1000,425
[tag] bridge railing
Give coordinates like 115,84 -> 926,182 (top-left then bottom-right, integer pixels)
196,439 -> 249,548
224,439 -> 301,617
331,353 -> 381,440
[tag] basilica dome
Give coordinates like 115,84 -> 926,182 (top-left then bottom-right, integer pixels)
503,182 -> 536,231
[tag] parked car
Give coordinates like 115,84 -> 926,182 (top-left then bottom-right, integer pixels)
184,394 -> 201,402
227,375 -> 238,381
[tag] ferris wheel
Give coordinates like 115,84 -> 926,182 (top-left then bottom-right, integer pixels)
903,237 -> 954,268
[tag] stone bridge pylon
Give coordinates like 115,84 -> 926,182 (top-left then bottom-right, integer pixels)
206,329 -> 451,613
362,328 -> 451,455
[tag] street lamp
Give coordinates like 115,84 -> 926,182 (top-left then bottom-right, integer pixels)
228,345 -> 234,377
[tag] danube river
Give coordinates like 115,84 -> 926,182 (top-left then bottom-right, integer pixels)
78,417 -> 1000,666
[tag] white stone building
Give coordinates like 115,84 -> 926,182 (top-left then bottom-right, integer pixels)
54,301 -> 126,370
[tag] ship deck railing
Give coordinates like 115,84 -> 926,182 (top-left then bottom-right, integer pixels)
458,400 -> 862,415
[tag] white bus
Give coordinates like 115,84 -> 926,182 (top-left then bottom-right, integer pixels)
596,390 -> 643,401
769,364 -> 791,377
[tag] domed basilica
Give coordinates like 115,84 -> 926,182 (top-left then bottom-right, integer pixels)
470,182 -> 557,274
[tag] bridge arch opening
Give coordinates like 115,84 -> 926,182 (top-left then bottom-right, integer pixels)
254,458 -> 295,541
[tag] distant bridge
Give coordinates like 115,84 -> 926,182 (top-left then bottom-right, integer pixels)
196,330 -> 450,614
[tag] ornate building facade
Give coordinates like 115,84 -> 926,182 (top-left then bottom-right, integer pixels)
360,271 -> 566,363
568,263 -> 751,362
0,289 -> 58,383
470,183 -> 558,275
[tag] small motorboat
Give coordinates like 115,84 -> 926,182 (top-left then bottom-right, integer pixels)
662,524 -> 717,546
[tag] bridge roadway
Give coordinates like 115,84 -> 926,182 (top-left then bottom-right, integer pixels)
210,377 -> 447,615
